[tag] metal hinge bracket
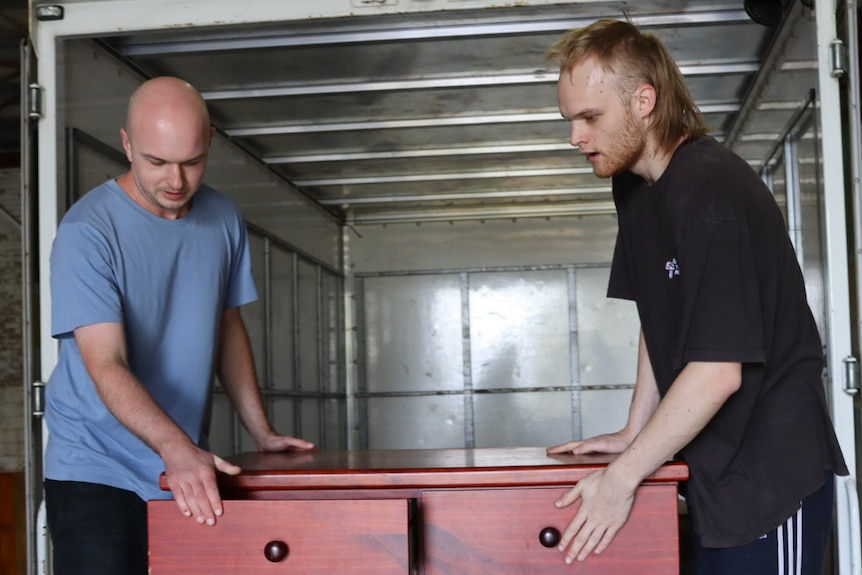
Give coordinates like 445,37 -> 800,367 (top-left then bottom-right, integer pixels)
27,84 -> 43,120
843,356 -> 859,394
31,381 -> 45,417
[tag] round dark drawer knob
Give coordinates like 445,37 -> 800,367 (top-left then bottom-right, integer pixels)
264,540 -> 289,562
539,527 -> 561,548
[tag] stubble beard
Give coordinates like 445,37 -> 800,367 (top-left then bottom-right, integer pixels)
592,109 -> 647,179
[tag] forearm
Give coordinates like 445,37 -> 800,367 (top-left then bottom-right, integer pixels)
620,330 -> 661,439
217,307 -> 275,446
608,361 -> 741,489
93,362 -> 195,456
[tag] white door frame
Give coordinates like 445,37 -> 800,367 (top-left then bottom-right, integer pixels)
29,1 -> 862,573
813,0 -> 861,573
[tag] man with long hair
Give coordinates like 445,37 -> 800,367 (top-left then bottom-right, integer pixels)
546,19 -> 846,575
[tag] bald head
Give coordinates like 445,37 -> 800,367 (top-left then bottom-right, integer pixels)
125,76 -> 211,143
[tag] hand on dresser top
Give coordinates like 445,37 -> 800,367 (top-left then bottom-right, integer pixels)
547,430 -> 633,457
163,434 -> 315,526
162,442 -> 241,527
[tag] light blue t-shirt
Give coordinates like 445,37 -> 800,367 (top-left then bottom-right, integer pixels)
45,179 -> 258,501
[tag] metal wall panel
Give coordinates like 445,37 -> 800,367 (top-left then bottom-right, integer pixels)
473,391 -> 573,448
350,215 -> 619,273
208,395 -> 234,457
323,398 -> 347,450
363,274 -> 465,393
320,271 -> 344,394
580,388 -> 633,439
297,260 -> 321,392
576,267 -> 639,388
469,270 -> 571,390
271,397 -> 296,442
367,395 -> 466,449
270,248 -> 296,391
358,264 -> 639,450
245,234 -> 267,388
299,398 -> 322,445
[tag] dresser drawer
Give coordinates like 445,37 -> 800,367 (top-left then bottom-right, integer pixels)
148,499 -> 410,574
422,485 -> 680,575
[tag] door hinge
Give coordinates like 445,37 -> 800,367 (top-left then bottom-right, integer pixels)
843,356 -> 859,394
27,83 -> 43,120
831,39 -> 847,78
31,381 -> 45,417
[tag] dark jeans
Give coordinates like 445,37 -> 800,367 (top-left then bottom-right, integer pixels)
45,479 -> 148,575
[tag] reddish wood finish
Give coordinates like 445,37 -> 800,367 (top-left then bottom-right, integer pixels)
149,447 -> 688,574
422,486 -> 680,575
148,499 -> 409,574
159,447 -> 687,492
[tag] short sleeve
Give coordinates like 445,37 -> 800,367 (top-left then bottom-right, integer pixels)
607,230 -> 633,301
222,210 -> 258,310
679,221 -> 765,363
50,222 -> 124,338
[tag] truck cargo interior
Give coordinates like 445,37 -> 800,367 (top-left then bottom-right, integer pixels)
46,0 -> 829,453
9,1 -> 862,573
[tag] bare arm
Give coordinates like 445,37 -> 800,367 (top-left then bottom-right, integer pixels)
548,329 -> 660,455
216,306 -> 315,452
555,359 -> 742,563
74,322 -> 241,526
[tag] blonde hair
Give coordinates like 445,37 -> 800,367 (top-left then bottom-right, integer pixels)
548,19 -> 707,153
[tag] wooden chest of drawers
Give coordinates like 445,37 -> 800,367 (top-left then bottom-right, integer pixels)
148,447 -> 688,574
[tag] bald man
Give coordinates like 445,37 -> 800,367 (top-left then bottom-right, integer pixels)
43,77 -> 315,575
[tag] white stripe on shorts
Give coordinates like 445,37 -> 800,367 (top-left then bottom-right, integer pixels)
777,506 -> 803,575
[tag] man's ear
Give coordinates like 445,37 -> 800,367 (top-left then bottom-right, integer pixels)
634,84 -> 657,120
120,127 -> 133,163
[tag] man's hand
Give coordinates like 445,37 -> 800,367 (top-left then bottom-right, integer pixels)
547,430 -> 632,456
257,433 -> 316,453
554,467 -> 638,564
163,444 -> 241,526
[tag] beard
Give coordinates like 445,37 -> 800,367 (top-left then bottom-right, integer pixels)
592,107 -> 647,178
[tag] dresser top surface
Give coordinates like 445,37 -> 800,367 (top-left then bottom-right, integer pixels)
205,447 -> 688,492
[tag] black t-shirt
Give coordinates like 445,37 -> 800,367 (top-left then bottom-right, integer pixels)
609,135 -> 847,548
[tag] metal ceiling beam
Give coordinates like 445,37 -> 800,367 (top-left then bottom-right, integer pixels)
317,186 -> 611,206
293,166 -> 597,187
202,60 -> 758,101
266,142 -> 576,164
117,9 -> 751,56
227,111 -> 564,136
348,201 -> 618,225
228,101 -> 739,137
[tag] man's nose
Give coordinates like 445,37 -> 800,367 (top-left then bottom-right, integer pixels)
570,122 -> 586,148
166,164 -> 184,188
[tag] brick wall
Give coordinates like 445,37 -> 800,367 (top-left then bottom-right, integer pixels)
0,168 -> 23,471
